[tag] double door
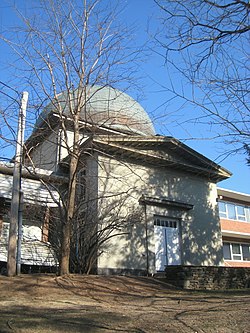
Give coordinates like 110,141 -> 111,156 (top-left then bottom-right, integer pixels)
154,218 -> 181,271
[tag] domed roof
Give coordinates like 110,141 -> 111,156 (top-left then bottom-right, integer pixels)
36,85 -> 155,136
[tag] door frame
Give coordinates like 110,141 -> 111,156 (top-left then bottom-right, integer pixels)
154,216 -> 182,271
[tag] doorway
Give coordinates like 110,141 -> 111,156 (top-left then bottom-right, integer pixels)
154,217 -> 181,271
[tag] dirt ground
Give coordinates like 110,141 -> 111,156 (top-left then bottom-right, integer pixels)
0,274 -> 249,333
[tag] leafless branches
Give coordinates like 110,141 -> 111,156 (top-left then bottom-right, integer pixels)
0,0 -> 143,275
154,0 -> 249,157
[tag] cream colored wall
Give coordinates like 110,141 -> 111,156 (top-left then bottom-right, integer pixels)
97,155 -> 223,274
29,129 -> 87,171
59,130 -> 87,161
29,131 -> 59,171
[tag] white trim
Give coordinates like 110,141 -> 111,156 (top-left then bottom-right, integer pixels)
222,230 -> 250,239
217,187 -> 250,203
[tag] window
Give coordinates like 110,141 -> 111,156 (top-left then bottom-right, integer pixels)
231,243 -> 241,260
227,204 -> 236,220
223,242 -> 250,261
218,201 -> 249,222
223,243 -> 231,260
154,217 -> 177,228
236,206 -> 247,221
218,202 -> 227,218
77,169 -> 86,200
242,244 -> 250,261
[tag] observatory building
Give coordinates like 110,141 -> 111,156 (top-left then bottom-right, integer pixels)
1,86 -> 231,275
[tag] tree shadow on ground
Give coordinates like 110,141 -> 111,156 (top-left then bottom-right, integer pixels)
0,304 -> 138,333
0,275 -> 249,333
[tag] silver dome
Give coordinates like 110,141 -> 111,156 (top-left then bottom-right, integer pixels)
36,85 -> 155,136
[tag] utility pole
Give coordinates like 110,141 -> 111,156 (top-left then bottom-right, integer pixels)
16,191 -> 24,275
7,91 -> 28,277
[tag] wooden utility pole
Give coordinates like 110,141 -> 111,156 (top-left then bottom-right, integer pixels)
7,91 -> 28,277
16,191 -> 24,275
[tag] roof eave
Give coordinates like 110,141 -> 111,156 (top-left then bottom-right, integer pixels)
93,138 -> 231,182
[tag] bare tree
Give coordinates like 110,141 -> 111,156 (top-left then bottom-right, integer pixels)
0,82 -> 21,160
154,0 -> 249,158
1,0 -> 143,275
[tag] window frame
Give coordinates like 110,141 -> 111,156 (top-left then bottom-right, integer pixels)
218,200 -> 249,222
223,242 -> 250,262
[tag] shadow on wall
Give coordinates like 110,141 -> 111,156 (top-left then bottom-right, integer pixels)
114,208 -> 153,275
97,157 -> 151,274
145,164 -> 223,267
97,156 -> 223,274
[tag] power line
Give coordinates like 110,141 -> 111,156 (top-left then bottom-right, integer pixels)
0,80 -> 20,94
0,81 -> 21,103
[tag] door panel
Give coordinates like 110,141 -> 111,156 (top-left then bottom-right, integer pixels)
154,226 -> 167,271
165,227 -> 181,265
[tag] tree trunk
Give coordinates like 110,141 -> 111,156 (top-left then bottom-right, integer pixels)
59,113 -> 80,275
60,153 -> 78,275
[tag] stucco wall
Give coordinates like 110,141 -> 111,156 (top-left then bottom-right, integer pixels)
29,129 -> 87,172
29,131 -> 59,171
96,155 -> 148,274
58,130 -> 86,161
96,155 -> 223,274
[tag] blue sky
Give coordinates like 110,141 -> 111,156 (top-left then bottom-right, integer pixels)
124,0 -> 250,194
0,0 -> 249,194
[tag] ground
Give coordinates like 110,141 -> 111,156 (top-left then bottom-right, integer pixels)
0,274 -> 249,333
